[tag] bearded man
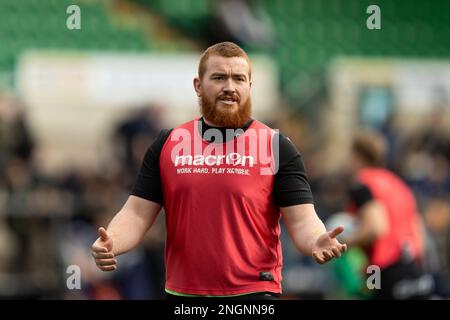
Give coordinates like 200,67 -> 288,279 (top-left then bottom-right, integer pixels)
92,42 -> 346,299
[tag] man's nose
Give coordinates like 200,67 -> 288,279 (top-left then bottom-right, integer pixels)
223,78 -> 236,93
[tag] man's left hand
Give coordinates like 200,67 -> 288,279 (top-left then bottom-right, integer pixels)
312,226 -> 347,264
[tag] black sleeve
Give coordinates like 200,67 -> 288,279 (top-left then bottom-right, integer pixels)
130,128 -> 173,204
273,133 -> 314,207
349,184 -> 374,209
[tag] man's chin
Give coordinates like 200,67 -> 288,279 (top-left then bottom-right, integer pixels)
216,104 -> 241,119
200,97 -> 251,127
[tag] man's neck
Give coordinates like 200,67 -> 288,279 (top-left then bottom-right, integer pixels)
199,117 -> 254,143
203,117 -> 218,127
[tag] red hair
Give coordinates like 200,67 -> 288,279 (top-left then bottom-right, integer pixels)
198,42 -> 251,79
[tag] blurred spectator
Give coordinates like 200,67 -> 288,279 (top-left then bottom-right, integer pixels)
401,106 -> 450,208
114,104 -> 164,176
423,198 -> 450,297
344,130 -> 433,300
0,94 -> 34,162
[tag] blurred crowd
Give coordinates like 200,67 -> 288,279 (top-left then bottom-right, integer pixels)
280,104 -> 450,299
0,93 -> 166,299
0,91 -> 449,299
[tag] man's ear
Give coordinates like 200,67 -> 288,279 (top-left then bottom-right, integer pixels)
193,77 -> 201,97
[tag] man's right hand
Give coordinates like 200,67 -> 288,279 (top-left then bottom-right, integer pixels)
92,227 -> 117,271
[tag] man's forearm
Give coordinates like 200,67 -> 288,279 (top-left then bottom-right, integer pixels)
344,226 -> 377,247
293,215 -> 327,255
345,201 -> 388,248
105,196 -> 162,256
106,208 -> 147,256
282,204 -> 327,255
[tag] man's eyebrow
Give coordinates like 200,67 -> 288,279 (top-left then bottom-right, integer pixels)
210,72 -> 247,78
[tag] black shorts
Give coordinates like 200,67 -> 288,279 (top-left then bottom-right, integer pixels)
374,259 -> 434,300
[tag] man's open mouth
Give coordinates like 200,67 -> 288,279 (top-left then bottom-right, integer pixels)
218,97 -> 238,105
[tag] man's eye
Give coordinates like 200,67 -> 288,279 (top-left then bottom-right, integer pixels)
214,76 -> 224,80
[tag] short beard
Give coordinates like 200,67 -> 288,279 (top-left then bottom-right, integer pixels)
200,95 -> 252,128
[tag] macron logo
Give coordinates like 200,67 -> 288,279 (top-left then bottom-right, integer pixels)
174,153 -> 254,167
